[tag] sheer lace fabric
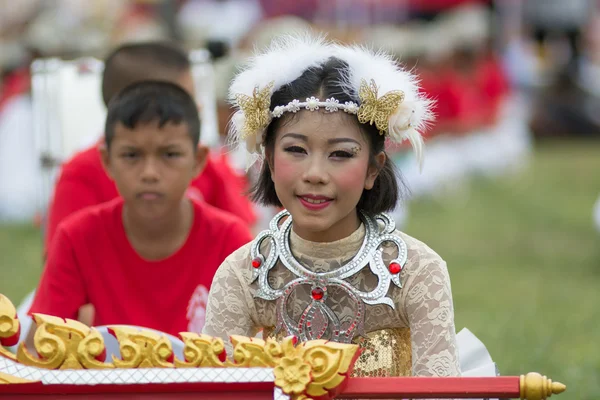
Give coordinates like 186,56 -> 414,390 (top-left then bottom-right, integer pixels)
203,222 -> 460,378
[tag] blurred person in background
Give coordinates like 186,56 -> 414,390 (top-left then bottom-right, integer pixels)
9,40 -> 257,351
44,41 -> 256,258
27,81 -> 253,344
524,0 -> 600,138
0,2 -> 39,223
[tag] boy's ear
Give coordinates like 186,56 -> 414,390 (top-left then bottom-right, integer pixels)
193,144 -> 209,176
99,143 -> 114,180
364,151 -> 386,190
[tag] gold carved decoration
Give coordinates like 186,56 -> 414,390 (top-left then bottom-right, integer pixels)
0,294 -> 567,400
175,332 -> 227,368
520,372 -> 566,400
0,294 -> 20,361
0,371 -> 36,384
17,314 -> 112,370
110,327 -> 173,368
231,335 -> 359,400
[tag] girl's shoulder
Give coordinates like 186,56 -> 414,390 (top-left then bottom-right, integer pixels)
218,237 -> 274,274
387,230 -> 447,272
223,240 -> 253,265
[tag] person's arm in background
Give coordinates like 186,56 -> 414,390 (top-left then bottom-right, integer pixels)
27,226 -> 88,349
44,166 -> 103,254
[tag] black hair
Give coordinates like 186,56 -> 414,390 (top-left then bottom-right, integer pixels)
250,57 -> 405,215
104,81 -> 200,149
101,41 -> 191,107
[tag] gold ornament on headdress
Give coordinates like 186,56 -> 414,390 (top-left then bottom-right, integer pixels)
235,81 -> 274,138
357,79 -> 404,135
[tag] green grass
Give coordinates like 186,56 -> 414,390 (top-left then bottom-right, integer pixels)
404,140 -> 600,400
0,223 -> 43,304
0,140 -> 598,399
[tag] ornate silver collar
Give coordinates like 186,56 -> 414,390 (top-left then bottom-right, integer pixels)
249,210 -> 407,343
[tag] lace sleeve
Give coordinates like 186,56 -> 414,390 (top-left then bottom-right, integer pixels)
400,244 -> 461,377
202,245 -> 259,354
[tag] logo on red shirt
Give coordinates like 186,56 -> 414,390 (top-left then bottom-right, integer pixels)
186,284 -> 209,333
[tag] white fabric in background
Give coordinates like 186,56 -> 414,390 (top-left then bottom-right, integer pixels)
457,328 -> 499,400
593,195 -> 600,233
0,95 -> 40,222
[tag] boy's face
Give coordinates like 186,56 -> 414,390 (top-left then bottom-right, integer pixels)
102,120 -> 206,221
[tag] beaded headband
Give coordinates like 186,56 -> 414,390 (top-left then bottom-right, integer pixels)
228,34 -> 433,169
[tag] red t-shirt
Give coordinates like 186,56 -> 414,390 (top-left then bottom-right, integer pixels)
45,144 -> 256,253
431,68 -> 484,135
474,56 -> 510,124
30,197 -> 252,336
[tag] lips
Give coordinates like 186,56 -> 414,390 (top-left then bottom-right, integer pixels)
137,191 -> 163,201
297,194 -> 333,211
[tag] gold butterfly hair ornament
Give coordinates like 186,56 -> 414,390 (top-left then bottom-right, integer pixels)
357,79 -> 405,135
235,81 -> 274,139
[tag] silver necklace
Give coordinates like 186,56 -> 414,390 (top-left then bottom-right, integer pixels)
249,210 -> 407,343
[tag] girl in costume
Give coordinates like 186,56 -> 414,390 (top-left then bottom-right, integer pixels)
203,34 -> 459,378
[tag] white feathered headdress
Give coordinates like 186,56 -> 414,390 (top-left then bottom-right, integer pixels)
228,33 -> 434,169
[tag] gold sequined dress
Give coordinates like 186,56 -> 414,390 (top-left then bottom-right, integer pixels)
203,222 -> 460,378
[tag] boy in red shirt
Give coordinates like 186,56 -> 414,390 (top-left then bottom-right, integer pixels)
44,41 -> 256,255
28,81 -> 253,336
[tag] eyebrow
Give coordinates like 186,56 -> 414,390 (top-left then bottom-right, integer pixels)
115,144 -> 139,151
281,133 -> 361,146
114,143 -> 185,152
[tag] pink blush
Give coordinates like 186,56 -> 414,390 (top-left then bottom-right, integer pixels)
272,155 -> 299,182
333,161 -> 368,192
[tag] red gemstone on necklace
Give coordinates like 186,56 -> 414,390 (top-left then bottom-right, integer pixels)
311,287 -> 324,300
389,262 -> 402,274
251,257 -> 262,268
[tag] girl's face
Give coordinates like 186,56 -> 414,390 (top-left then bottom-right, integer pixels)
269,110 -> 382,242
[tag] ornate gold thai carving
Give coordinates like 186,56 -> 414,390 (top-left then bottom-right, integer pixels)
0,294 -> 20,361
0,371 -> 36,384
110,326 -> 174,368
267,326 -> 413,378
174,333 -> 227,368
0,295 -> 568,400
520,372 -> 566,400
229,335 -> 282,367
230,335 -> 359,400
17,314 -> 112,370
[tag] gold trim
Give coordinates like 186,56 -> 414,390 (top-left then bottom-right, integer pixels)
0,294 -> 20,361
520,372 -> 567,400
0,294 -> 569,400
0,347 -> 16,361
230,335 -> 359,399
110,326 -> 173,368
1,290 -> 359,399
17,314 -> 113,370
175,333 -> 227,368
0,371 -> 36,384
266,327 -> 412,377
